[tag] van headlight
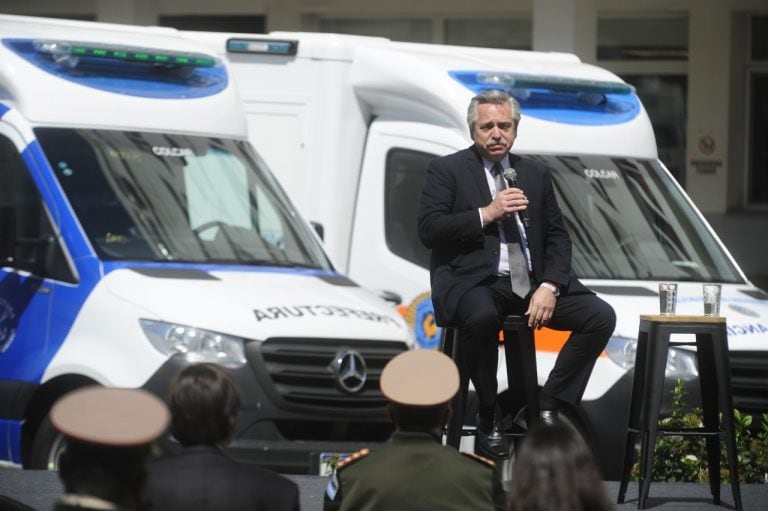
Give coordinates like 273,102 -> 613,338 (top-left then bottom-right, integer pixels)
140,319 -> 247,369
604,335 -> 698,381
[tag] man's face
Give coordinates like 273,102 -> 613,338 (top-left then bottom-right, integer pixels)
472,102 -> 517,162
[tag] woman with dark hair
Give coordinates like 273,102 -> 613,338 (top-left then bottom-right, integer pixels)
141,363 -> 300,511
507,422 -> 615,511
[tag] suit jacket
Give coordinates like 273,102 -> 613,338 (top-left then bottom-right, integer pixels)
141,446 -> 300,511
417,146 -> 590,326
323,431 -> 506,511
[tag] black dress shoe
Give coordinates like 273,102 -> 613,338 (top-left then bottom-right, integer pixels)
540,409 -> 560,426
476,414 -> 509,459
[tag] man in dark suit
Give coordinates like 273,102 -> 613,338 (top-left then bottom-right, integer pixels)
323,349 -> 506,511
417,89 -> 615,459
141,363 -> 300,511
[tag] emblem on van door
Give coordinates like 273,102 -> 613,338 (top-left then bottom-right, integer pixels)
331,350 -> 367,393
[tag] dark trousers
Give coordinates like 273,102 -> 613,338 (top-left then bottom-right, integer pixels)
455,276 -> 616,412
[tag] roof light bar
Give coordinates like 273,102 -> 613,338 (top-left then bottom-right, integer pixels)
3,38 -> 226,99
449,70 -> 640,126
33,40 -> 217,69
475,71 -> 634,95
226,38 -> 298,56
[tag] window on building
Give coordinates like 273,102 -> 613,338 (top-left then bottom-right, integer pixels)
749,16 -> 768,205
159,15 -> 265,33
444,18 -> 531,50
318,18 -> 432,42
623,75 -> 688,186
598,17 -> 688,60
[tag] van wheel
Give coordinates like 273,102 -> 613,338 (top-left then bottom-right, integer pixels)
29,414 -> 67,470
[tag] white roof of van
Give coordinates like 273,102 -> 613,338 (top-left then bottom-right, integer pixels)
0,14 -> 246,138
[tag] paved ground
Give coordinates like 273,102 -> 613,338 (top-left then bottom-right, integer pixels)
1,468 -> 765,510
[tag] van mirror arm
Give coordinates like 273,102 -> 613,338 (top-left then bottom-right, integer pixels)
377,289 -> 403,306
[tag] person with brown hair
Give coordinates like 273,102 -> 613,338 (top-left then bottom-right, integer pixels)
506,422 -> 614,511
141,363 -> 300,511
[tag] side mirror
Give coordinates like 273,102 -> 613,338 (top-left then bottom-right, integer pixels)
310,221 -> 325,241
376,289 -> 403,306
13,236 -> 53,277
0,207 -> 52,277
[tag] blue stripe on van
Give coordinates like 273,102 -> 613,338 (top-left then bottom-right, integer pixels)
0,102 -> 9,118
0,139 -> 103,464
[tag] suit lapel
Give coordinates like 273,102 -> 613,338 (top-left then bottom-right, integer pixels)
466,147 -> 491,204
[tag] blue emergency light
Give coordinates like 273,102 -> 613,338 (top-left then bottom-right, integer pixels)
3,38 -> 227,99
450,70 -> 640,126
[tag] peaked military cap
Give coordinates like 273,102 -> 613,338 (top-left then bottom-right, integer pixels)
380,349 -> 459,406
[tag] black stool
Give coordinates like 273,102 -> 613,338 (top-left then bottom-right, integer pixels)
617,314 -> 742,510
442,314 -> 540,449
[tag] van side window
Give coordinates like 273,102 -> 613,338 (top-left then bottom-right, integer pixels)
0,135 -> 76,282
384,148 -> 432,269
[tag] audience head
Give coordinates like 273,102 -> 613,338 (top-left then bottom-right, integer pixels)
169,362 -> 240,447
52,386 -> 169,510
380,349 -> 459,433
507,421 -> 613,511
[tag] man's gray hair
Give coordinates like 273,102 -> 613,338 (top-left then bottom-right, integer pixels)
466,89 -> 521,136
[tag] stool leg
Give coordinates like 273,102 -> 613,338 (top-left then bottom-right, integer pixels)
709,329 -> 744,511
638,325 -> 670,509
443,328 -> 468,449
618,330 -> 649,504
503,319 -> 539,428
696,333 -> 721,504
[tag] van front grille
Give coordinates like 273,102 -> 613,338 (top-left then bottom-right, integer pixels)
258,338 -> 407,409
729,350 -> 768,417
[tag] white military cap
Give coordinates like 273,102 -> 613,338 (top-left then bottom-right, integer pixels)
51,386 -> 169,447
380,349 -> 459,406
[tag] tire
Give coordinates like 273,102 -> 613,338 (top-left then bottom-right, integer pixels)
29,413 -> 67,470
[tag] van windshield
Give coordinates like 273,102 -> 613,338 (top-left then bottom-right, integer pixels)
35,128 -> 331,269
386,150 -> 742,283
534,154 -> 742,282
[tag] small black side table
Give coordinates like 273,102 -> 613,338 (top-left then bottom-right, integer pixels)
617,314 -> 742,510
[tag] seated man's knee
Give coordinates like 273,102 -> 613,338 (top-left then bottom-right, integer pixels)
582,298 -> 616,337
461,308 -> 499,336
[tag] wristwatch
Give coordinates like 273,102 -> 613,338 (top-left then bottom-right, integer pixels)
539,282 -> 560,297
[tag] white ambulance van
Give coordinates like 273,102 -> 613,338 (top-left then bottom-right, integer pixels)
0,15 -> 413,473
185,31 -> 768,478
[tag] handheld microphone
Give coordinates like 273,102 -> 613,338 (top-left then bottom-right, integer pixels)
503,168 -> 530,229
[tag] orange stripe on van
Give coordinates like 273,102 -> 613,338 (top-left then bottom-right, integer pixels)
500,327 -> 608,357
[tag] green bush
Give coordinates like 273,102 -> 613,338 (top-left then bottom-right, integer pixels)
631,379 -> 768,484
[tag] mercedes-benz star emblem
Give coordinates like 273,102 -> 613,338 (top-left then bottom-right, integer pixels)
331,350 -> 367,394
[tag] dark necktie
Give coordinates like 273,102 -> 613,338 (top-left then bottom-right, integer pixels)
492,163 -> 531,298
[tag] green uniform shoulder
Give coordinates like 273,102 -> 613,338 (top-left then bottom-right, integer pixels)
325,448 -> 372,507
460,451 -> 496,469
335,448 -> 371,471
